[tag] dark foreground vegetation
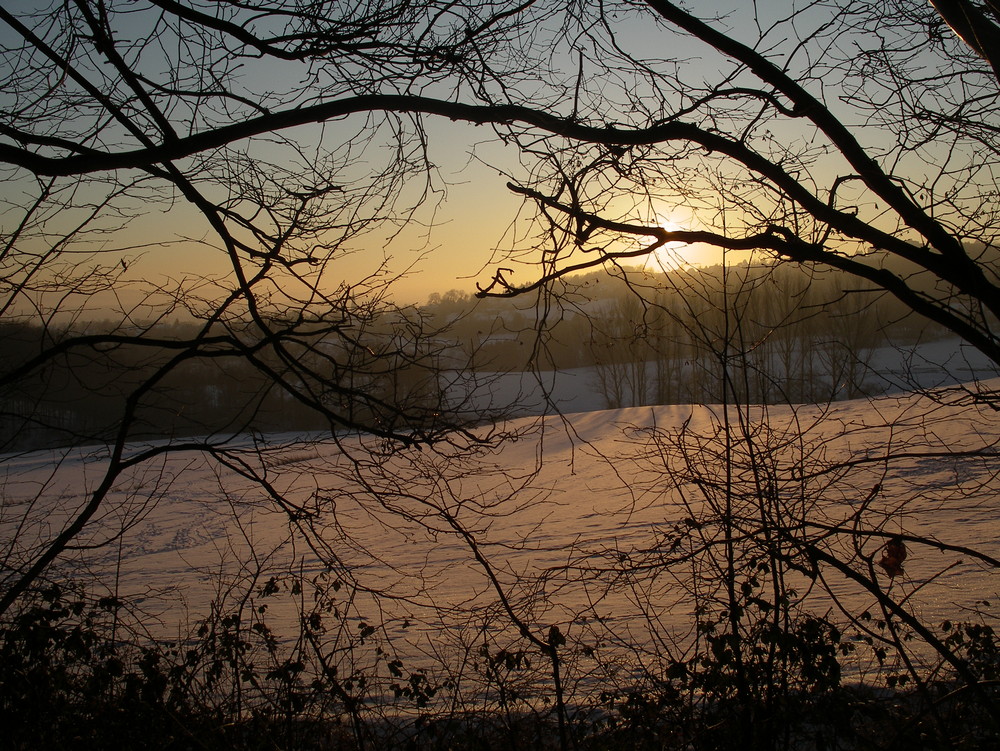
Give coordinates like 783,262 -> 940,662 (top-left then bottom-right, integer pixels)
3,578 -> 999,751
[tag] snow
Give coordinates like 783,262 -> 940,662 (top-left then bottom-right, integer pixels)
446,337 -> 1000,416
2,356 -> 1000,689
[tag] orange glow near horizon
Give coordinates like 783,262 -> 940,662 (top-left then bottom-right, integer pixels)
642,210 -> 722,271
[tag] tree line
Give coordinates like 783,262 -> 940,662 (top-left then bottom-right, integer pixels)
2,258 -> 955,452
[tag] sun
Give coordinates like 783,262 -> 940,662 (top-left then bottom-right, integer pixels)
644,213 -> 691,271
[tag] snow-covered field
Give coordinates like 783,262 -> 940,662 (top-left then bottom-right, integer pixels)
3,370 -> 1000,689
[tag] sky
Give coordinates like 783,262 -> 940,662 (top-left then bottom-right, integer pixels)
0,0 -> 945,315
0,2 -> 765,315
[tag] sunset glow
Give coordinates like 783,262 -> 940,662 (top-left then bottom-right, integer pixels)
644,212 -> 703,271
